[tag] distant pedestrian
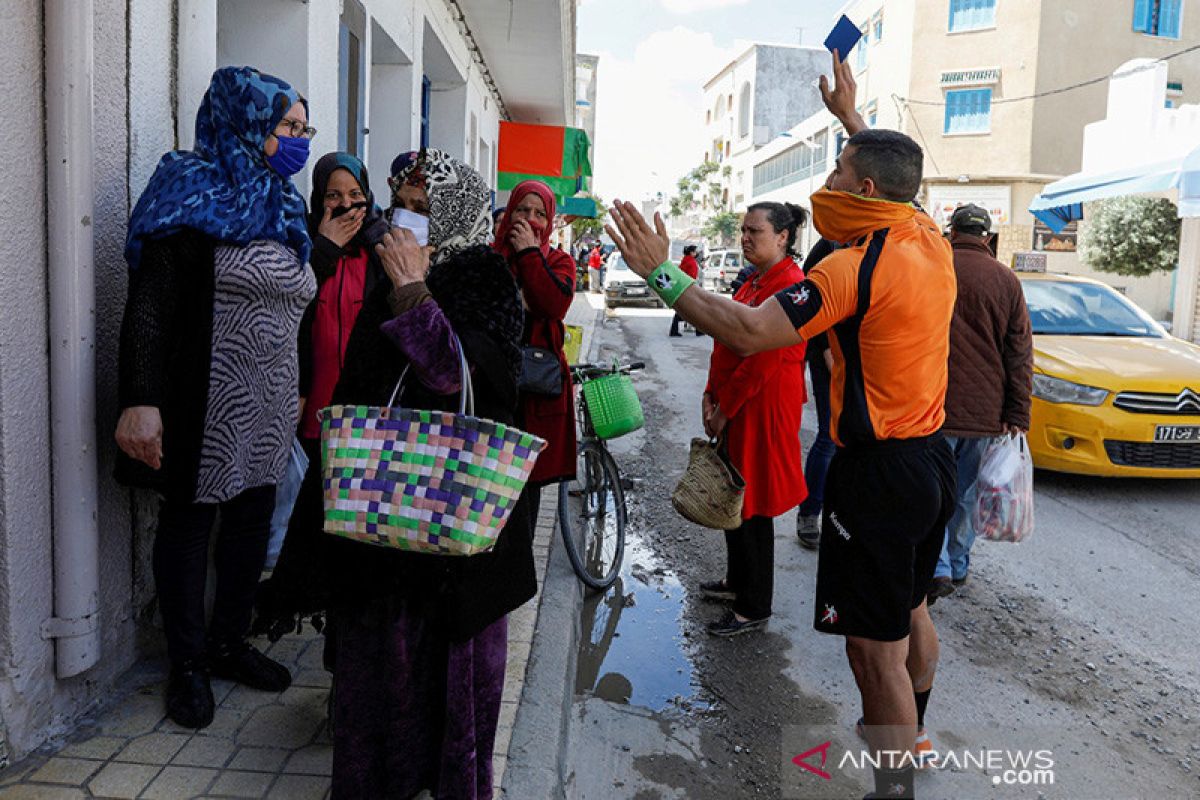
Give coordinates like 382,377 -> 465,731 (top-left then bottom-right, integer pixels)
670,245 -> 704,336
699,202 -> 809,637
115,66 -> 315,730
795,238 -> 838,549
588,241 -> 604,292
927,204 -> 1033,603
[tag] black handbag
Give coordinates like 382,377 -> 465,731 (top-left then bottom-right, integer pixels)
518,346 -> 563,396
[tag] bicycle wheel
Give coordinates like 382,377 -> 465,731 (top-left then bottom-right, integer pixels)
558,440 -> 626,591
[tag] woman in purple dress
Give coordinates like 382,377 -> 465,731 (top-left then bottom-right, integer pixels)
258,149 -> 533,799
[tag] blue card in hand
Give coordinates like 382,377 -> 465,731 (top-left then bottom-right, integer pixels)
823,14 -> 862,59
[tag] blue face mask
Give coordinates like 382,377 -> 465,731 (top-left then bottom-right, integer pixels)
266,135 -> 310,177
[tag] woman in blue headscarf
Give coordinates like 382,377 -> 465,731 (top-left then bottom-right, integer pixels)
114,66 -> 316,730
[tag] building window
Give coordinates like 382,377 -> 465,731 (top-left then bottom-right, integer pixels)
873,11 -> 884,42
751,130 -> 830,195
948,0 -> 997,32
1134,0 -> 1183,38
338,23 -> 365,156
420,75 -> 431,149
856,27 -> 869,70
738,84 -> 752,139
944,88 -> 992,134
866,100 -> 878,127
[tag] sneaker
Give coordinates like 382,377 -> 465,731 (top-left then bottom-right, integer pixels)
914,729 -> 939,769
926,576 -> 955,606
706,611 -> 768,637
855,718 -> 938,771
166,660 -> 215,729
699,580 -> 737,602
210,640 -> 293,692
796,515 -> 820,550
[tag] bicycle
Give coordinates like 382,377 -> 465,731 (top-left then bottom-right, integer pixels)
557,361 -> 645,591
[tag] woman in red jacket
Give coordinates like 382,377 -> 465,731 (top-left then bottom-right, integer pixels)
701,202 -> 809,637
670,245 -> 703,337
494,181 -> 577,511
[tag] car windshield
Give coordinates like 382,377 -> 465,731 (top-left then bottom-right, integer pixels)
609,255 -> 631,273
1022,280 -> 1165,337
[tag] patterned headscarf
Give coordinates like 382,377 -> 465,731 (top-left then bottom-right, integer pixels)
125,66 -> 311,269
388,149 -> 493,266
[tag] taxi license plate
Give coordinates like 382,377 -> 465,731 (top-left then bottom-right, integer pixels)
1154,425 -> 1200,443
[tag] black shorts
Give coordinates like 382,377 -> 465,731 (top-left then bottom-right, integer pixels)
812,434 -> 956,642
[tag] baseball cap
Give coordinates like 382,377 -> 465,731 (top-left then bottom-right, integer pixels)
950,203 -> 992,233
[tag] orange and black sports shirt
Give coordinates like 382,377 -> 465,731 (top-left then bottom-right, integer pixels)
774,192 -> 957,448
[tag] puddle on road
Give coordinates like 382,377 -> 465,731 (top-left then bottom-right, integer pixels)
574,522 -> 707,713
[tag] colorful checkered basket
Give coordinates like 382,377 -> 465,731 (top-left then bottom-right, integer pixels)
319,340 -> 547,556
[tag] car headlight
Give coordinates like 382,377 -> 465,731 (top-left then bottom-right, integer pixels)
1031,374 -> 1109,406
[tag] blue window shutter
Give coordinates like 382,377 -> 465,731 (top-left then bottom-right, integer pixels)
948,0 -> 962,31
420,75 -> 431,149
1133,0 -> 1153,32
1161,0 -> 1182,37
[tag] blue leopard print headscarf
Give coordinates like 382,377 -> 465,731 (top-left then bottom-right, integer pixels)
124,66 -> 312,269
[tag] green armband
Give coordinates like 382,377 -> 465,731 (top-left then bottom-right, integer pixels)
647,261 -> 695,307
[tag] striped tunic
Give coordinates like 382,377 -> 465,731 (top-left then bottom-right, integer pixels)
196,240 -> 316,503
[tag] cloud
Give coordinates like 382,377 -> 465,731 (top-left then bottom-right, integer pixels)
661,0 -> 751,13
589,27 -> 739,205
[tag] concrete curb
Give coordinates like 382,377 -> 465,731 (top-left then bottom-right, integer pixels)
500,296 -> 604,798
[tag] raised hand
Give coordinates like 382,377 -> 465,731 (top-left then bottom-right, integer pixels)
819,50 -> 867,136
604,200 -> 670,279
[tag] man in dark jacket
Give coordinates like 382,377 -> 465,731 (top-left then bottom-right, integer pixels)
928,204 -> 1033,603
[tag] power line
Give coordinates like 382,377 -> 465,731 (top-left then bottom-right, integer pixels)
895,41 -> 1200,107
892,94 -> 942,176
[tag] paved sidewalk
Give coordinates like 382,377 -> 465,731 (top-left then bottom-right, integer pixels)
0,493 -> 558,800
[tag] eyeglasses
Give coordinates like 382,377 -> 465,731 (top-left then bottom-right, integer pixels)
275,118 -> 317,139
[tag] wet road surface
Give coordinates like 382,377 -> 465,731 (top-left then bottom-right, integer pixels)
562,308 -> 1200,800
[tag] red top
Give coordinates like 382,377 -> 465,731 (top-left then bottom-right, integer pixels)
705,256 -> 808,519
680,254 -> 700,280
300,248 -> 369,439
588,248 -> 603,268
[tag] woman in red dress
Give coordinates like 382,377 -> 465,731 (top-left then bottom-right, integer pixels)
494,181 -> 577,513
701,202 -> 810,636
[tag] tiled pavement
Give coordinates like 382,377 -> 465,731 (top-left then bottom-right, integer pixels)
0,491 -> 558,800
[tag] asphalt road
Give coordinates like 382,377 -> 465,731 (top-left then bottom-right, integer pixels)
561,306 -> 1200,800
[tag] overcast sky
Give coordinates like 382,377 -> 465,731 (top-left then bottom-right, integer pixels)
578,0 -> 846,206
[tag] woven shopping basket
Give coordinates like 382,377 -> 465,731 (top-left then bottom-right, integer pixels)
671,437 -> 745,530
319,339 -> 547,556
581,367 -> 644,440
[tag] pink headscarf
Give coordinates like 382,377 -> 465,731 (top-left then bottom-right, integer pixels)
494,180 -> 557,259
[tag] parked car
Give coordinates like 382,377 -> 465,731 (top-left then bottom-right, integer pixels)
703,249 -> 743,293
604,253 -> 664,309
1020,272 -> 1200,478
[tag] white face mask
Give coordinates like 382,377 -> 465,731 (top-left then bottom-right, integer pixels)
390,207 -> 430,246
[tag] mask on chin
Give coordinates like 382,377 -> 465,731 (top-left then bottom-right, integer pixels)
390,207 -> 430,246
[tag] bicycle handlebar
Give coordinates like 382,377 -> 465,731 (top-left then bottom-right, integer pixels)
569,361 -> 645,377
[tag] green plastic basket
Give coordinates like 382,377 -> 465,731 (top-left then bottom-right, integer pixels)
582,371 -> 644,440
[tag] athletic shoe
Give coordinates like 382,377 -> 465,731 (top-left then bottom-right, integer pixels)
699,580 -> 737,602
855,717 -> 938,770
210,640 -> 292,692
166,660 -> 215,729
706,611 -> 768,637
796,515 -> 820,550
926,576 -> 955,606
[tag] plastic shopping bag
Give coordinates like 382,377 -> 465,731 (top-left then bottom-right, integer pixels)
266,438 -> 309,570
972,433 -> 1034,543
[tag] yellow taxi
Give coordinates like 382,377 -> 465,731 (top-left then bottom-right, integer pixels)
1020,273 -> 1200,478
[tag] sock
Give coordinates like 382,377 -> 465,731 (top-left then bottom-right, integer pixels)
915,688 -> 931,730
873,765 -> 914,799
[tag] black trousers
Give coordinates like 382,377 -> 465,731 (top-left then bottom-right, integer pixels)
724,515 -> 775,620
154,484 -> 276,665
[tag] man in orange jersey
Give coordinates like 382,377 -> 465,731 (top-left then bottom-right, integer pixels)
606,63 -> 956,800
